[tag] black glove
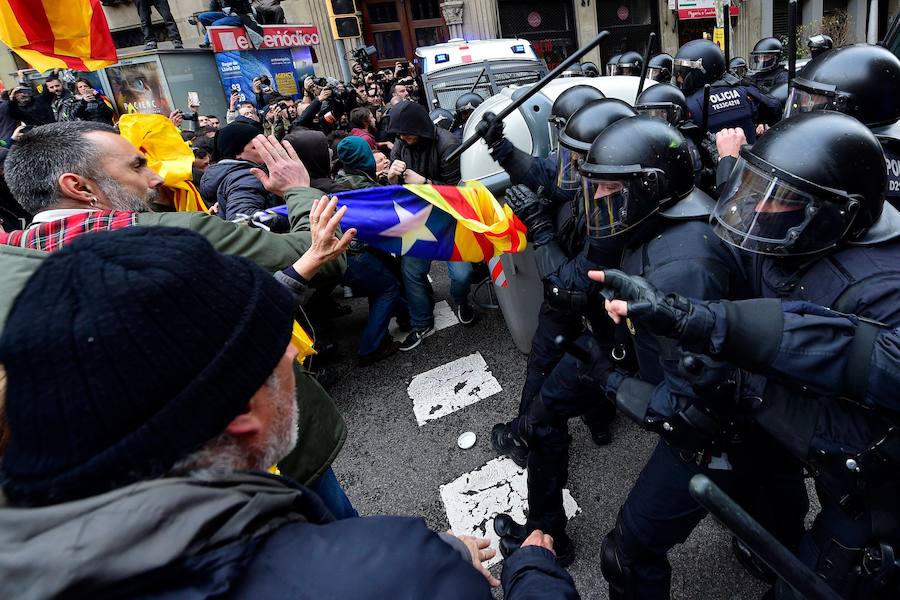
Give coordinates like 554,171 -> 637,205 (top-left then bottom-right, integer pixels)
475,111 -> 505,148
599,269 -> 694,338
505,184 -> 554,246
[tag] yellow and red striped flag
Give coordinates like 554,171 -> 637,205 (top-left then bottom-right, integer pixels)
0,0 -> 117,73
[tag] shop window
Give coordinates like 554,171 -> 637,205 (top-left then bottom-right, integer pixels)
497,0 -> 578,69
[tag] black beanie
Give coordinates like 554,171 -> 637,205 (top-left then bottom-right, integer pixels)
0,227 -> 295,506
215,121 -> 261,160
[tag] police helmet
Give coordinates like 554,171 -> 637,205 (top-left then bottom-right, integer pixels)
608,51 -> 643,76
729,57 -> 748,78
561,62 -> 585,78
581,61 -> 600,77
430,107 -> 455,130
455,92 -> 484,114
549,85 -> 606,128
807,34 -> 833,59
555,99 -> 637,191
647,53 -> 674,82
673,40 -> 726,95
785,44 -> 900,127
579,116 -> 698,237
768,81 -> 789,108
605,54 -> 622,76
712,112 -> 886,256
635,83 -> 689,126
749,37 -> 783,73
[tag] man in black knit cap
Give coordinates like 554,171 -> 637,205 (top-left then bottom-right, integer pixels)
0,227 -> 583,599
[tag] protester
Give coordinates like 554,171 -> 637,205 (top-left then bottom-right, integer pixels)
349,106 -> 378,150
71,78 -> 115,124
200,121 -> 282,220
285,130 -> 348,195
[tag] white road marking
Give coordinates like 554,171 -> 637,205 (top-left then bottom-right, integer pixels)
440,456 -> 580,567
408,352 -> 501,426
389,299 -> 460,342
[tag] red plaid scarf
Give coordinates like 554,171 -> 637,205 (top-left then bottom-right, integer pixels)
0,211 -> 137,252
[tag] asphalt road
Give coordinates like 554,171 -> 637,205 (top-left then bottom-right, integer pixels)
318,263 -> 775,599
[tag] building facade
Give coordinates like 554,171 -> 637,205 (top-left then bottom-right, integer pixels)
1,0 -> 898,90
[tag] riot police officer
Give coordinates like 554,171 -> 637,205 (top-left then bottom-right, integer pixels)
807,33 -> 833,59
747,37 -> 789,93
485,98 -> 636,467
598,111 -> 900,599
430,107 -> 455,131
674,39 -> 781,143
646,53 -> 673,83
605,53 -> 623,76
607,50 -> 643,76
635,82 -> 720,195
581,61 -> 601,77
729,56 -> 748,78
783,44 -> 900,208
452,92 -> 484,137
529,116 -> 806,599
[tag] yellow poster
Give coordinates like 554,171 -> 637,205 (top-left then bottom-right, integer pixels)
713,27 -> 725,51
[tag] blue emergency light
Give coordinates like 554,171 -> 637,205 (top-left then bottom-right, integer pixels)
512,44 -> 525,53
435,53 -> 450,63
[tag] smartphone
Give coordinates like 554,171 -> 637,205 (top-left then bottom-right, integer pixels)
187,91 -> 200,106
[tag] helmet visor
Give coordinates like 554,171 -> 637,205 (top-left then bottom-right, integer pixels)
712,157 -> 857,255
749,52 -> 780,72
583,175 -> 659,238
556,147 -> 584,191
646,66 -> 670,83
610,63 -> 640,76
636,103 -> 682,125
783,84 -> 844,118
673,58 -> 704,91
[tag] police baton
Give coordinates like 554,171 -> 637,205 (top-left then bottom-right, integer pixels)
701,84 -> 711,133
788,0 -> 798,80
723,0 -> 731,66
446,30 -> 610,163
689,475 -> 843,600
636,32 -> 657,97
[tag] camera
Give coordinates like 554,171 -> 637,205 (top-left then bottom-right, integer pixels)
253,75 -> 274,95
351,45 -> 377,73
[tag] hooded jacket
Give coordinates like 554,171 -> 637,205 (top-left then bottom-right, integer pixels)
0,473 -> 495,599
285,130 -> 349,194
199,159 -> 280,220
8,88 -> 55,127
388,101 -> 461,185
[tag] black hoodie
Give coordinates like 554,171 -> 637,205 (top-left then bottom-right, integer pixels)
387,101 -> 461,185
285,130 -> 349,194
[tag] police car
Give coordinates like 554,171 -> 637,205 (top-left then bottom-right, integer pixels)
414,39 -> 548,111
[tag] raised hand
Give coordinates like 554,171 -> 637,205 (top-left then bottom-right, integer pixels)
249,135 -> 310,196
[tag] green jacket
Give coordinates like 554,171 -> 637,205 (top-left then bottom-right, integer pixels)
0,196 -> 347,484
334,169 -> 379,190
137,186 -> 346,283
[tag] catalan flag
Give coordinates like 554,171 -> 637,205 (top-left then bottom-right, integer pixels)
274,182 -> 527,262
0,0 -> 117,73
118,114 -> 208,213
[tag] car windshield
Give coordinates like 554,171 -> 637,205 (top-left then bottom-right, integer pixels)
425,61 -> 544,110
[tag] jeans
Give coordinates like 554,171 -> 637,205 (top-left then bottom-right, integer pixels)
135,0 -> 181,44
309,467 -> 358,520
401,257 -> 474,330
198,12 -> 244,44
343,251 -> 405,356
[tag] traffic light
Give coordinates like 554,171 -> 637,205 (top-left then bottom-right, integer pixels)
327,0 -> 361,39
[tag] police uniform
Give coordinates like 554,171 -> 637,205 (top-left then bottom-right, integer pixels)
747,67 -> 789,94
684,80 -> 781,144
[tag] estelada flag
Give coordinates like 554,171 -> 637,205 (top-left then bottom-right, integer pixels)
118,113 -> 208,213
274,182 -> 527,262
0,0 -> 117,73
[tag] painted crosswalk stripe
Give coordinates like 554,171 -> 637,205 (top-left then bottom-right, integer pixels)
407,352 -> 501,426
440,456 -> 580,567
389,299 -> 459,342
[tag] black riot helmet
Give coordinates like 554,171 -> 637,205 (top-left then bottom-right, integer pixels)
807,34 -> 833,59
673,40 -> 726,95
605,53 -> 622,76
608,50 -> 643,76
555,98 -> 637,191
635,83 -> 689,126
581,61 -> 600,77
430,107 -> 455,130
785,44 -> 900,127
579,116 -> 703,238
749,37 -> 783,73
561,62 -> 584,78
549,85 -> 606,129
729,56 -> 748,78
455,92 -> 484,113
712,112 -> 887,256
647,53 -> 673,82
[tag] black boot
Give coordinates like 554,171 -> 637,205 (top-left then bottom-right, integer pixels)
490,422 -> 528,467
494,514 -> 576,566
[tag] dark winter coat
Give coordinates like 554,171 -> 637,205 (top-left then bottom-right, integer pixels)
199,159 -> 281,220
388,101 -> 461,185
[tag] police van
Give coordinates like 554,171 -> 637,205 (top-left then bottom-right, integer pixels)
414,39 -> 548,111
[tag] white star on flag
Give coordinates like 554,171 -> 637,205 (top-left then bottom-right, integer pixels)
379,201 -> 438,255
